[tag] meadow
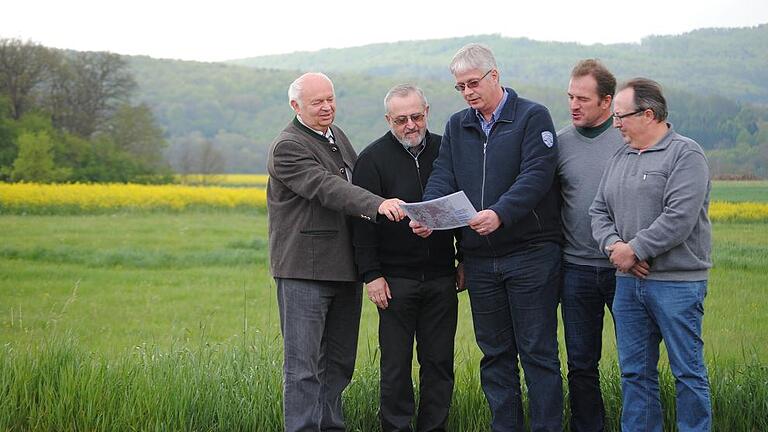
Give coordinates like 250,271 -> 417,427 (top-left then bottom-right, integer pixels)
709,180 -> 768,203
1,181 -> 767,430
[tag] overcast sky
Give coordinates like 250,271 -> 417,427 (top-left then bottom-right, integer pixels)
3,0 -> 767,62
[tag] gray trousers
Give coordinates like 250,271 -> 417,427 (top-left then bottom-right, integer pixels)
276,278 -> 362,432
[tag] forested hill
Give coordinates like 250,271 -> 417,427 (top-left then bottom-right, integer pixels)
229,25 -> 768,105
127,24 -> 768,176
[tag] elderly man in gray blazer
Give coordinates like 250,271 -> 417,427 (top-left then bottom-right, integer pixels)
267,72 -> 404,432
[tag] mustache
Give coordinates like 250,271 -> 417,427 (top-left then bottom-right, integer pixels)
392,128 -> 426,146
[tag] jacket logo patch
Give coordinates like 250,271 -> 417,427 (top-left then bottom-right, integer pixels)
541,131 -> 554,148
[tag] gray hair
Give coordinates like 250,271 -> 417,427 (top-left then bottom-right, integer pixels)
287,72 -> 334,108
449,43 -> 498,76
383,84 -> 428,113
618,78 -> 668,122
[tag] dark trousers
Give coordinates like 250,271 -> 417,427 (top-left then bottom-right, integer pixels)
560,262 -> 616,432
378,275 -> 458,432
464,242 -> 563,432
276,278 -> 362,432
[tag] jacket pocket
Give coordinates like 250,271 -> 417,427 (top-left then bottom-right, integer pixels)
300,230 -> 339,237
531,210 -> 543,232
642,170 -> 668,181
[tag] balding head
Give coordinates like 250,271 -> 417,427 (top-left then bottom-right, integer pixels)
288,72 -> 336,132
288,72 -> 334,108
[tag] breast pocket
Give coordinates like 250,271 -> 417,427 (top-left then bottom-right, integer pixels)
640,170 -> 668,187
638,170 -> 668,214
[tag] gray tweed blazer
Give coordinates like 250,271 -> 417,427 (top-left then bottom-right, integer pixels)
267,118 -> 383,281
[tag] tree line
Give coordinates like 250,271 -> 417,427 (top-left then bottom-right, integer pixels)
0,39 -> 172,183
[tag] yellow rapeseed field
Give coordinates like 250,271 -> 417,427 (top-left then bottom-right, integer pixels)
0,182 -> 266,211
2,182 -> 768,221
708,201 -> 768,222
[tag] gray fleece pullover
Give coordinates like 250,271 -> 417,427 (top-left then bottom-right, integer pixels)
557,123 -> 624,267
589,125 -> 712,281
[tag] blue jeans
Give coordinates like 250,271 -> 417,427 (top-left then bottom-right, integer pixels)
464,242 -> 563,432
276,278 -> 362,432
614,277 -> 711,432
561,262 -> 616,432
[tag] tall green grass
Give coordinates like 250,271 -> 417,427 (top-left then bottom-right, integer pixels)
2,335 -> 766,431
1,334 -> 284,431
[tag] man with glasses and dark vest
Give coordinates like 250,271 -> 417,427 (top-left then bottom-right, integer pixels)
591,78 -> 712,432
267,72 -> 405,432
411,43 -> 563,432
352,84 -> 463,432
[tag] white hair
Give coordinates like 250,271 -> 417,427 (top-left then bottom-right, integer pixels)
449,43 -> 498,76
288,72 -> 334,108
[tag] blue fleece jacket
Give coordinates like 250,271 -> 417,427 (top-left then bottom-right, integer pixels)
424,87 -> 562,257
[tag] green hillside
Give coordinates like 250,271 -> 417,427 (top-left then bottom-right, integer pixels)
3,26 -> 766,177
127,26 -> 768,176
229,25 -> 768,105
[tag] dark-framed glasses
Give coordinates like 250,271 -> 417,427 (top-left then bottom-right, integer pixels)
612,108 -> 647,123
454,69 -> 493,92
391,112 -> 426,126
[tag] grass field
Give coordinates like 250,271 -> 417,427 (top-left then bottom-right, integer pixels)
1,212 -> 767,430
1,212 -> 766,360
1,180 -> 767,430
710,180 -> 768,202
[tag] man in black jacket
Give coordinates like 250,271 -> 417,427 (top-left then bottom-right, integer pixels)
352,84 -> 462,432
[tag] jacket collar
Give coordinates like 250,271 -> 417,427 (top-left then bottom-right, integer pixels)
460,87 -> 519,128
625,123 -> 675,154
292,116 -> 333,143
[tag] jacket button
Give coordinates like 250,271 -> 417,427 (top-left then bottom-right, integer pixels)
330,145 -> 338,152
339,167 -> 346,175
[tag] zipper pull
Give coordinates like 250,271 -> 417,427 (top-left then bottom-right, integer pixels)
643,173 -> 647,180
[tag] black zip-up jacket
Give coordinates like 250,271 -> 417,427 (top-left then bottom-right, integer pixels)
352,131 -> 458,283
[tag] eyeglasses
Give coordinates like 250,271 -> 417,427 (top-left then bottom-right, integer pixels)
454,69 -> 493,92
612,108 -> 647,123
390,112 -> 426,126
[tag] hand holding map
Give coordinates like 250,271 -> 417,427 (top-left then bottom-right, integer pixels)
400,191 -> 477,230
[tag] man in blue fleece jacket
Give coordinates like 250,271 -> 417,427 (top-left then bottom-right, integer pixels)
411,43 -> 563,432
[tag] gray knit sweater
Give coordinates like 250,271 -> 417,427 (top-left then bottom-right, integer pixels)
589,125 -> 712,281
557,124 -> 624,267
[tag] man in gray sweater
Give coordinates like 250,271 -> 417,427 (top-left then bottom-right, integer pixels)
590,78 -> 712,432
556,59 -> 623,432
